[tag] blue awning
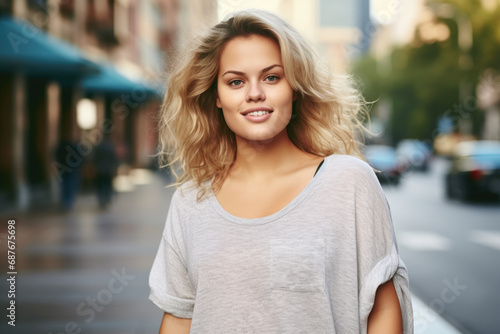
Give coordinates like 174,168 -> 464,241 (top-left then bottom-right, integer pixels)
81,63 -> 159,96
0,16 -> 97,77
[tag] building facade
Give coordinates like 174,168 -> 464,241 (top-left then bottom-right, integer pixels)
0,0 -> 217,211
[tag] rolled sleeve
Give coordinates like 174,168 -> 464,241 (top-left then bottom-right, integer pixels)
149,235 -> 195,318
359,245 -> 413,333
354,163 -> 413,333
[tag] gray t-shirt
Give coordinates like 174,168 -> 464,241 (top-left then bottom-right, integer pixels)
149,154 -> 413,333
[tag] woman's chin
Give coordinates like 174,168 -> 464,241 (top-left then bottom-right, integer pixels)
237,129 -> 284,143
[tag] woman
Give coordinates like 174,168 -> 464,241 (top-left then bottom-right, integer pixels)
149,9 -> 413,333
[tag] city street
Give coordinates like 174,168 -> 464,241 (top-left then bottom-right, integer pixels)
2,1 -> 498,333
0,158 -> 498,333
385,158 -> 500,334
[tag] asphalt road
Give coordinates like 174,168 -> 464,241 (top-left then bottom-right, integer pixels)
384,158 -> 500,334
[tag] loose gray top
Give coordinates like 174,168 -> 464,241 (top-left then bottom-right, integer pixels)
149,154 -> 413,333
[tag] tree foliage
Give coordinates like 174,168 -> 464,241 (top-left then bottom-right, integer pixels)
352,0 -> 500,145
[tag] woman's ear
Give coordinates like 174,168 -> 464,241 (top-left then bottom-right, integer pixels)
215,89 -> 222,108
293,91 -> 298,102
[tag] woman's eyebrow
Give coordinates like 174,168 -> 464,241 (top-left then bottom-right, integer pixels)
261,64 -> 283,73
221,64 -> 283,78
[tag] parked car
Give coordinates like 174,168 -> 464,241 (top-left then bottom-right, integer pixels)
445,140 -> 500,201
397,139 -> 432,172
363,145 -> 406,186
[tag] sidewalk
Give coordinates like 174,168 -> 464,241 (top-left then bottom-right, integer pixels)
0,169 -> 463,333
412,295 -> 463,334
1,170 -> 171,334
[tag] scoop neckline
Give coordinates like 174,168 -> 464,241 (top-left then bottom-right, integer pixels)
208,155 -> 333,225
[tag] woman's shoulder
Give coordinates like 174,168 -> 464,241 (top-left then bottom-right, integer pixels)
319,154 -> 382,193
320,154 -> 386,203
324,154 -> 375,179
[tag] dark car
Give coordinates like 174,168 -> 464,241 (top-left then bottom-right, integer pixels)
445,140 -> 500,201
363,145 -> 406,186
397,139 -> 432,172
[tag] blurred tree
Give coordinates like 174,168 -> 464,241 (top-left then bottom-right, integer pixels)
352,0 -> 500,145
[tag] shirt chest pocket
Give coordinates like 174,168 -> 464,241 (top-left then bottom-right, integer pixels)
269,238 -> 326,293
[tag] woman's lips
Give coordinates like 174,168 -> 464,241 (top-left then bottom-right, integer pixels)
242,110 -> 273,122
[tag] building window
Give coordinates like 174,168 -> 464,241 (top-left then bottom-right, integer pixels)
86,0 -> 124,46
59,0 -> 75,18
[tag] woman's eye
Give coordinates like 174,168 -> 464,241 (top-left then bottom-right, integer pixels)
266,75 -> 279,82
229,79 -> 243,86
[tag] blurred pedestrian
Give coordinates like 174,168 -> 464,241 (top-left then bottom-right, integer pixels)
92,135 -> 118,209
149,9 -> 413,333
54,139 -> 81,211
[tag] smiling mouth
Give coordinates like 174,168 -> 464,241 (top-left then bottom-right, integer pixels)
243,110 -> 273,116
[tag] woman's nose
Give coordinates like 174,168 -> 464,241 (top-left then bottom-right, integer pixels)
246,81 -> 265,102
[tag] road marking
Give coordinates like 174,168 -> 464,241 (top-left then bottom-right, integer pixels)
470,231 -> 500,251
398,232 -> 452,251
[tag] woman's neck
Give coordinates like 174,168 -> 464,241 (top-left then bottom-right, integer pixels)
231,129 -> 307,179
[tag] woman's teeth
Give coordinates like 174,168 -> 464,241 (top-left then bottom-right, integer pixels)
246,111 -> 270,116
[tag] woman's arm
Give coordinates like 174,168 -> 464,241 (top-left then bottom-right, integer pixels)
159,312 -> 192,334
367,279 -> 403,334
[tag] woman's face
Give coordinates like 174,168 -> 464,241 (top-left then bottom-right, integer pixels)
216,34 -> 295,142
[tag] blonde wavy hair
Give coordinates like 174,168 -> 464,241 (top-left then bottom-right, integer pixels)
158,9 -> 367,200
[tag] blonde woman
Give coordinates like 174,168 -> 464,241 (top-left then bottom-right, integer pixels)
149,9 -> 413,334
